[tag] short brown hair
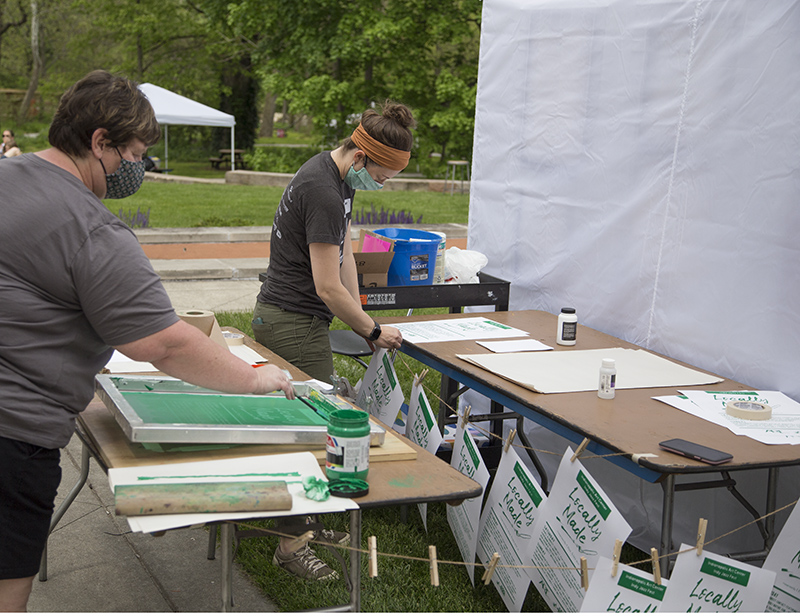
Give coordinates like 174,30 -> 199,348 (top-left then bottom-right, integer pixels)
343,100 -> 416,153
49,70 -> 160,157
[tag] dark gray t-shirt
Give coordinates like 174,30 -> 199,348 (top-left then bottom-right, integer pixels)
257,152 -> 355,321
0,154 -> 179,449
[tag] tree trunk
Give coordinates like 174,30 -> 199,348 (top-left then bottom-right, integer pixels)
258,92 -> 277,138
17,0 -> 39,123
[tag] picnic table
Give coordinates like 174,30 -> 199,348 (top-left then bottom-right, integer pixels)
209,149 -> 246,170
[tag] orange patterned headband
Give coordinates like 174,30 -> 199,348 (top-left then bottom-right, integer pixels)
351,123 -> 411,171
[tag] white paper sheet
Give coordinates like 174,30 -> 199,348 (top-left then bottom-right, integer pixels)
396,317 -> 529,344
355,348 -> 405,427
108,452 -> 356,534
105,345 -> 268,373
447,418 -> 492,585
524,448 -> 632,612
457,347 -> 723,394
660,543 -> 776,612
406,382 -> 443,532
476,445 -> 547,610
477,338 -> 553,353
763,501 -> 800,612
655,391 -> 800,445
580,556 -> 668,613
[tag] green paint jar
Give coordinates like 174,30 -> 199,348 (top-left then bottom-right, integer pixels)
326,409 -> 370,481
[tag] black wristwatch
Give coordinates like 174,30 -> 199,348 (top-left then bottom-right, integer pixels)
366,321 -> 382,342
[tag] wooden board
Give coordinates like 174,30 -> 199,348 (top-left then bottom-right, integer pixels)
80,397 -> 416,470
114,481 -> 293,516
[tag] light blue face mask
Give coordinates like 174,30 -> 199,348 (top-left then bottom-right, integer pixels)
344,164 -> 383,191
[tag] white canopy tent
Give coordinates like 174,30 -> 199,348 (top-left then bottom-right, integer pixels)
138,83 -> 236,171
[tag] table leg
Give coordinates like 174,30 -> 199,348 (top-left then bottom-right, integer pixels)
220,522 -> 234,611
660,474 -> 676,576
348,509 -> 362,612
39,439 -> 92,582
764,467 -> 779,551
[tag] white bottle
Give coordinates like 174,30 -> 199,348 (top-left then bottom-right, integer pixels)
598,358 -> 616,399
556,307 -> 577,345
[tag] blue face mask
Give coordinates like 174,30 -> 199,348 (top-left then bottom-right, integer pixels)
344,164 -> 383,191
100,147 -> 146,199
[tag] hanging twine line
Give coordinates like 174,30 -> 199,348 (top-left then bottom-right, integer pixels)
230,497 -> 797,578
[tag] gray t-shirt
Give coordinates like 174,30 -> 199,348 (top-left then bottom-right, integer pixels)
0,154 -> 179,449
257,152 -> 355,321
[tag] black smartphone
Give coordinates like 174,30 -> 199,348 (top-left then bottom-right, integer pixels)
658,438 -> 733,465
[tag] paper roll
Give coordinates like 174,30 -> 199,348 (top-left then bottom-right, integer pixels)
177,309 -> 229,350
725,400 -> 772,421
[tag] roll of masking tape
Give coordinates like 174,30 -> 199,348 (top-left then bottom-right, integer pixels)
725,400 -> 772,421
177,309 -> 229,350
223,331 -> 245,346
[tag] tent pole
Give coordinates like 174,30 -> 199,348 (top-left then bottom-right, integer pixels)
231,127 -> 235,171
164,125 -> 169,171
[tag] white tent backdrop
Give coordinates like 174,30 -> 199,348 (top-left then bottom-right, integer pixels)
468,0 -> 800,555
138,83 -> 236,170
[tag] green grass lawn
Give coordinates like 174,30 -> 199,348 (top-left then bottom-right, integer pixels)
116,180 -> 469,228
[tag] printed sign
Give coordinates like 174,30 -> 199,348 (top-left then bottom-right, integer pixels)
661,544 -> 776,612
523,448 -> 632,612
406,382 -> 444,529
355,348 -> 405,427
476,446 -> 547,610
762,500 -> 800,612
447,416 -> 491,583
580,556 -> 668,612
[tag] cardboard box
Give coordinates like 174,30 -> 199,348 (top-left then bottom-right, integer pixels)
354,251 -> 394,287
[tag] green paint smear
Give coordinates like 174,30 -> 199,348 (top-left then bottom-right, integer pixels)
388,474 -> 418,488
137,471 -> 302,481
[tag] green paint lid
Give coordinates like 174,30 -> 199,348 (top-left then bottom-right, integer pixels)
328,479 -> 369,498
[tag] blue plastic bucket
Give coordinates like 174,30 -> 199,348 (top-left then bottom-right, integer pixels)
373,228 -> 440,286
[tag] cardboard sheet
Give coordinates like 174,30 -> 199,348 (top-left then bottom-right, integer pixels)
456,347 -> 723,394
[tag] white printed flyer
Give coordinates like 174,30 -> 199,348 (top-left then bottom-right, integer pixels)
580,556 -> 668,612
660,544 -> 776,612
476,445 -> 547,611
523,447 -> 632,612
406,382 -> 444,530
355,348 -> 405,427
763,500 -> 800,612
446,415 -> 491,584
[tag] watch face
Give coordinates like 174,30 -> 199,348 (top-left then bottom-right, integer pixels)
370,323 -> 381,340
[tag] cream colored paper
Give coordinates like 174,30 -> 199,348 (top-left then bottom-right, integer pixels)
456,347 -> 722,394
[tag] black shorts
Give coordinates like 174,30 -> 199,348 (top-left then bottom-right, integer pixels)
0,435 -> 61,579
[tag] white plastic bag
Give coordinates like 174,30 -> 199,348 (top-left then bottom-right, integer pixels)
443,246 -> 488,283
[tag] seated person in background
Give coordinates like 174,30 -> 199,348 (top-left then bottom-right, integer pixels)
1,129 -> 22,158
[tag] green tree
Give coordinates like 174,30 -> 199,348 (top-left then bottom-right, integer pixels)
202,0 -> 481,161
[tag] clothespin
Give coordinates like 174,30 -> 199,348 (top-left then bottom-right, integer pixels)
368,536 -> 378,578
650,548 -> 662,585
482,552 -> 501,585
571,438 -> 591,462
287,530 -> 315,553
696,518 -> 708,556
580,557 -> 589,591
504,429 -> 517,453
429,545 -> 440,587
460,405 -> 472,429
413,369 -> 429,387
611,539 -> 623,578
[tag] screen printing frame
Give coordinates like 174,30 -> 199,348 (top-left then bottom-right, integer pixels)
95,374 -> 385,446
